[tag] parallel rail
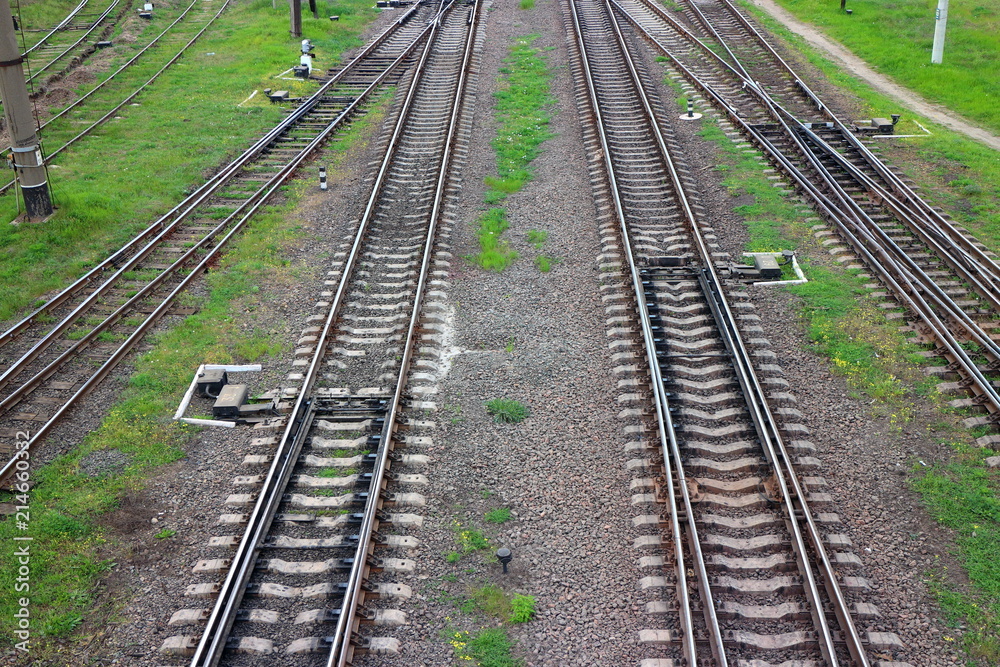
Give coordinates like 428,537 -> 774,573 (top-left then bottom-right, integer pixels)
178,0 -> 482,664
3,0 -> 230,195
566,0 -> 870,663
0,3 -> 434,485
615,0 -> 1000,429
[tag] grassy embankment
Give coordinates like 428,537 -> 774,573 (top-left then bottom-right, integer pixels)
0,0 -> 385,657
683,2 -> 1000,661
0,0 -> 377,323
768,0 -> 1000,135
472,33 -> 553,272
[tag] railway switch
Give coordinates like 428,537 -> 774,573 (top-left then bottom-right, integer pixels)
196,368 -> 227,398
871,117 -> 895,134
753,254 -> 782,279
213,384 -> 249,419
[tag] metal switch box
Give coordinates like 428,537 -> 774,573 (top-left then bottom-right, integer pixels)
196,369 -> 228,398
753,254 -> 782,279
213,384 -> 249,419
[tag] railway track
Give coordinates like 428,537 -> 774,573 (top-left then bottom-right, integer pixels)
18,0 -> 122,89
563,0 -> 897,664
0,2 -> 439,484
158,0 -> 484,663
609,0 -> 1000,441
2,0 -> 234,196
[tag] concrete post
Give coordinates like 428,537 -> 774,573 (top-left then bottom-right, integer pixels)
289,0 -> 302,37
0,0 -> 51,217
931,0 -> 949,64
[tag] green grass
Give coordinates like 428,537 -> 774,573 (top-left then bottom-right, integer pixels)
154,528 -> 177,539
462,583 -> 511,619
0,20 -> 388,655
509,593 -> 536,624
765,0 -> 1000,134
484,507 -> 511,524
476,208 -> 517,272
485,398 -> 529,424
914,441 -> 1000,664
471,34 -> 553,271
0,0 -> 378,325
465,628 -> 524,667
518,0 -> 534,9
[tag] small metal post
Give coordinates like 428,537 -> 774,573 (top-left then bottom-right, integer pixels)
687,100 -> 694,118
840,0 -> 846,10
496,548 -> 512,574
319,166 -> 327,191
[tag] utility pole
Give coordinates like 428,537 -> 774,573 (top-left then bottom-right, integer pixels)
290,0 -> 302,38
931,0 -> 949,64
0,0 -> 51,218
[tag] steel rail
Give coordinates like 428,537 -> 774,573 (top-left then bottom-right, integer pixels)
332,3 -> 479,663
0,2 -> 425,361
695,0 -> 1000,285
25,0 -> 120,83
621,0 -> 1000,342
0,10 -> 435,488
604,0 -> 870,662
674,0 -> 1000,311
20,0 -> 89,57
0,0 -> 231,196
187,3 -> 455,664
0,0 -> 424,353
566,0 -> 704,663
615,0 -> 1000,417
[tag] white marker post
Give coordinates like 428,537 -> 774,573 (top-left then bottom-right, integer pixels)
931,0 -> 949,64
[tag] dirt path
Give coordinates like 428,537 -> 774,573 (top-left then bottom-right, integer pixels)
749,0 -> 1000,152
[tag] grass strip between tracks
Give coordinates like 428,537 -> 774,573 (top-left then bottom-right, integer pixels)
0,0 -> 378,324
472,33 -> 553,272
0,43 -> 391,664
676,48 -> 1000,665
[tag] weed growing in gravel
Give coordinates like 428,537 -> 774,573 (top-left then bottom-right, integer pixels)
472,34 -> 553,272
484,507 -> 512,524
464,628 -> 524,667
459,527 -> 491,553
463,584 -> 511,618
526,229 -> 547,248
509,594 -> 537,623
446,551 -> 462,563
519,0 -> 534,8
485,398 -> 529,423
154,528 -> 177,539
476,208 -> 517,271
317,467 -> 357,478
535,255 -> 555,272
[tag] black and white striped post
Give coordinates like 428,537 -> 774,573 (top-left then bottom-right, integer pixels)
319,165 -> 327,191
679,98 -> 702,121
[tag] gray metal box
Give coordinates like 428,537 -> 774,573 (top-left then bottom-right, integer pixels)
753,254 -> 782,279
196,368 -> 227,398
213,384 -> 248,419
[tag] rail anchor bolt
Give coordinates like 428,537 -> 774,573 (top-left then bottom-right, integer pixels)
496,548 -> 513,574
